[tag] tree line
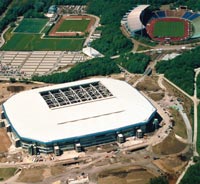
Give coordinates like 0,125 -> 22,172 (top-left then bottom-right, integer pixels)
32,57 -> 120,83
0,0 -> 12,17
32,52 -> 150,83
196,75 -> 200,99
1,0 -> 200,33
116,53 -> 150,74
87,0 -> 133,56
180,159 -> 200,184
0,0 -> 89,33
156,46 -> 200,96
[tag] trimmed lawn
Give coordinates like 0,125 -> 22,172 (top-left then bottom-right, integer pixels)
14,18 -> 48,33
1,33 -> 84,51
57,19 -> 90,32
153,21 -> 185,37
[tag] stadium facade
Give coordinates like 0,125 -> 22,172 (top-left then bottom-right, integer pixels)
122,5 -> 150,36
2,78 -> 157,154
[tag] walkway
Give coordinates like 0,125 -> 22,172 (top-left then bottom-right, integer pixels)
0,26 -> 9,48
83,14 -> 100,47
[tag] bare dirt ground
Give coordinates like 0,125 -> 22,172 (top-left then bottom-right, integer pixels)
135,76 -> 165,102
97,165 -> 155,184
0,128 -> 11,153
0,81 -> 46,105
135,76 -> 161,92
152,132 -> 187,155
17,166 -> 45,183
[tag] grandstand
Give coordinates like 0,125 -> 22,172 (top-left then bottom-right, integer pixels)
156,11 -> 166,18
2,78 -> 157,154
191,16 -> 200,38
126,5 -> 150,36
182,11 -> 193,19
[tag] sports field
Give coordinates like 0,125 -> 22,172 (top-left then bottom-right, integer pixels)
153,21 -> 185,37
1,34 -> 84,51
57,19 -> 90,32
14,18 -> 48,33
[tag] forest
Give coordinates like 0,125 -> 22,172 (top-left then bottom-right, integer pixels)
116,53 -> 150,74
87,0 -> 133,56
32,57 -> 120,83
0,0 -> 12,17
149,176 -> 168,184
32,53 -> 150,83
180,161 -> 200,184
1,0 -> 200,33
196,75 -> 200,99
156,46 -> 200,96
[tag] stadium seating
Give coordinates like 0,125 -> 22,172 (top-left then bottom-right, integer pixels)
188,13 -> 200,20
156,11 -> 166,18
152,12 -> 159,19
182,11 -> 193,19
191,17 -> 200,38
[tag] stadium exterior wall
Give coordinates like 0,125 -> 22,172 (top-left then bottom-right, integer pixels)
127,5 -> 150,36
3,104 -> 156,154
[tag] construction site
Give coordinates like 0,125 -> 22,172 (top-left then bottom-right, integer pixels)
0,70 -> 193,184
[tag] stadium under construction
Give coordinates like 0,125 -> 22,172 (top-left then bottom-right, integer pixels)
1,78 -> 158,155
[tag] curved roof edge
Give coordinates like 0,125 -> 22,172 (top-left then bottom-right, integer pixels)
127,5 -> 150,32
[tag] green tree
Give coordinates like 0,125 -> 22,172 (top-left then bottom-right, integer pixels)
149,176 -> 168,184
180,162 -> 200,184
32,57 -> 120,83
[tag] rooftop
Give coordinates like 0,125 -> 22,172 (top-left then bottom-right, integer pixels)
127,5 -> 150,32
3,78 -> 156,143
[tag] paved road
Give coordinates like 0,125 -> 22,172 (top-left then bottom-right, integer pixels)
156,74 -> 199,184
177,102 -> 192,144
193,68 -> 200,156
0,26 -> 9,48
83,14 -> 100,47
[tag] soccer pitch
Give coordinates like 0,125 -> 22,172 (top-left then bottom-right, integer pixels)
14,18 -> 48,33
57,19 -> 90,32
153,21 -> 185,37
1,34 -> 84,51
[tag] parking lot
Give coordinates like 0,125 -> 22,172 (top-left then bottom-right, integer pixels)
0,51 -> 88,77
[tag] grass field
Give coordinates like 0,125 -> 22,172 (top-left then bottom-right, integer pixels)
1,33 -> 84,51
14,18 -> 48,33
153,21 -> 185,37
57,19 -> 90,32
17,167 -> 44,183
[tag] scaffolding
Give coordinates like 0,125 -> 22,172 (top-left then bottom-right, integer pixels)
40,82 -> 113,109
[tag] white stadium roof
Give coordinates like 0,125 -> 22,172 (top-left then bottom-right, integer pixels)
3,78 -> 156,143
127,5 -> 150,32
